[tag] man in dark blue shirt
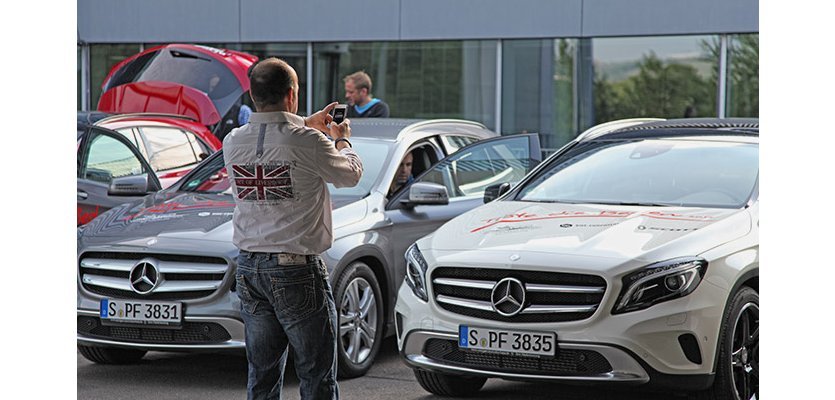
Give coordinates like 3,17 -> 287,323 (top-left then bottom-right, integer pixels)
344,71 -> 390,118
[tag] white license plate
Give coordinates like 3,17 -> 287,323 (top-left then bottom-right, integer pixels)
100,298 -> 182,326
458,325 -> 556,357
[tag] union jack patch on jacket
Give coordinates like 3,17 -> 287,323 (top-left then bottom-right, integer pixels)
231,162 -> 295,202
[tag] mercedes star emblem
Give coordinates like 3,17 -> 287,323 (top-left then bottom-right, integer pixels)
490,277 -> 526,317
129,259 -> 160,295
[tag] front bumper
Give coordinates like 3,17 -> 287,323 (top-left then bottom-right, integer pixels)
395,274 -> 724,390
401,329 -> 649,384
76,245 -> 246,352
77,309 -> 246,352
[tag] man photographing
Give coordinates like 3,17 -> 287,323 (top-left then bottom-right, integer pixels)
224,58 -> 362,400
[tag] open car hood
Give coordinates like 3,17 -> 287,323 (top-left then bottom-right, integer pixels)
98,81 -> 221,125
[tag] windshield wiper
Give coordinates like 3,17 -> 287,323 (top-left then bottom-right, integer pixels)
520,199 -> 678,207
590,201 -> 676,207
521,199 -> 586,204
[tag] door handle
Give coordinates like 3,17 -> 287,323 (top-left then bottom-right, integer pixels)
77,190 -> 88,200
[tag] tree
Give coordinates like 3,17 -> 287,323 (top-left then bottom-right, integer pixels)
553,39 -> 576,146
701,35 -> 759,117
594,52 -> 714,123
727,35 -> 759,117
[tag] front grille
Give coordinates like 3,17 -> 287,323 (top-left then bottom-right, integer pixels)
78,316 -> 231,344
431,267 -> 606,323
79,252 -> 229,301
83,252 -> 226,264
423,339 -> 612,375
85,286 -> 216,301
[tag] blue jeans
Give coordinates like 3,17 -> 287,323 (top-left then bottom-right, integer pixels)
235,251 -> 339,400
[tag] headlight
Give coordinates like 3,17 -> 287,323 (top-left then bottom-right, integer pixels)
404,243 -> 429,302
612,257 -> 708,314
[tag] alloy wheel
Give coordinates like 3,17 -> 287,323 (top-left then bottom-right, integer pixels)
730,302 -> 759,400
338,277 -> 378,365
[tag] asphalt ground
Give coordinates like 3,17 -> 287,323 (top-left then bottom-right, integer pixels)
78,337 -> 690,400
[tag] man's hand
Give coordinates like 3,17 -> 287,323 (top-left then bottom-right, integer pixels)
329,119 -> 352,149
304,102 -> 337,132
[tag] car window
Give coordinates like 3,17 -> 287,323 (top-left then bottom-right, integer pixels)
386,142 -> 442,198
116,128 -> 148,160
181,154 -> 230,193
82,132 -> 145,184
441,135 -> 479,154
189,134 -> 211,158
141,126 -> 202,172
327,139 -> 394,197
417,135 -> 535,199
517,139 -> 759,208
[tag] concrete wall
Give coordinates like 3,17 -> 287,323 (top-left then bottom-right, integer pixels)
78,0 -> 758,43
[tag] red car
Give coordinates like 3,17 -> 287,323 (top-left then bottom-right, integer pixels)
96,113 -> 222,187
77,112 -> 222,225
97,44 -> 258,139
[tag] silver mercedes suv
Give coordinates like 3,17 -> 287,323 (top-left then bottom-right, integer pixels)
77,118 -> 541,377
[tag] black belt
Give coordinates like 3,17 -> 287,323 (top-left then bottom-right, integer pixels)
242,251 -> 318,266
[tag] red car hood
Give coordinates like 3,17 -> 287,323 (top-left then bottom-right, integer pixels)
97,81 -> 221,125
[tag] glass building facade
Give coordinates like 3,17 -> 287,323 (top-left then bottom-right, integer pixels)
502,39 -> 579,150
591,35 -> 718,123
312,41 -> 498,130
78,34 -> 758,152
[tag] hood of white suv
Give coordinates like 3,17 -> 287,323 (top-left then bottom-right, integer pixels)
424,201 -> 750,261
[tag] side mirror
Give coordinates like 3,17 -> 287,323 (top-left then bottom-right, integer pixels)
401,182 -> 450,207
484,182 -> 511,203
108,174 -> 152,196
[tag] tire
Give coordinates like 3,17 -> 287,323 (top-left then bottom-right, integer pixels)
77,344 -> 146,364
695,287 -> 759,400
413,369 -> 487,397
333,261 -> 385,379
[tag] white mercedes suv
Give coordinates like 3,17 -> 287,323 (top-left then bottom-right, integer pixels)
394,118 -> 759,400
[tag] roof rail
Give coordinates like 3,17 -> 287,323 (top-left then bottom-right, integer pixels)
398,119 -> 489,139
94,112 -> 199,125
576,118 -> 665,142
608,118 -> 758,134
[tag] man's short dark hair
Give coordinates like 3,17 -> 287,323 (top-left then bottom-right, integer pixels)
249,58 -> 296,108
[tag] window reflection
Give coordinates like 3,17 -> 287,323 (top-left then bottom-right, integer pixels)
592,35 -> 718,123
726,34 -> 758,117
502,39 -> 578,151
313,41 -> 497,129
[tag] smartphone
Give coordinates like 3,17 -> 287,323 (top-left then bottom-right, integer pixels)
332,104 -> 347,124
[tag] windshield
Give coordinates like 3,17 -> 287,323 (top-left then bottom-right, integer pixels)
517,139 -> 758,208
327,139 -> 393,196
179,138 -> 393,197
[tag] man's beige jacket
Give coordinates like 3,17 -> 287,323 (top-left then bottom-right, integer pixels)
223,111 -> 362,254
